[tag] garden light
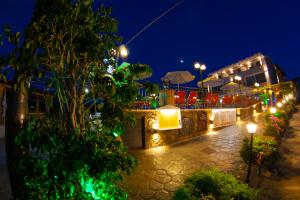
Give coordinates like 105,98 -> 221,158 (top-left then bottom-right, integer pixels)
277,102 -> 282,108
247,122 -> 257,135
246,122 -> 257,184
270,107 -> 277,114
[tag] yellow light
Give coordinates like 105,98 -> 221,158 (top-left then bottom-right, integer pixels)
194,62 -> 200,69
285,96 -> 289,101
270,107 -> 277,114
200,64 -> 206,71
119,45 -> 129,58
157,105 -> 181,130
253,105 -> 256,108
282,100 -> 286,104
247,122 -> 257,134
288,94 -> 293,99
152,121 -> 158,130
254,82 -> 260,87
152,133 -> 160,143
160,109 -> 177,115
247,61 -> 251,68
229,68 -> 233,73
277,102 -> 282,108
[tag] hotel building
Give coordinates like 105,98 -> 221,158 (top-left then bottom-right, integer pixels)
202,53 -> 285,93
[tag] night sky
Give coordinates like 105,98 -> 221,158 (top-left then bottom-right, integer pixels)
1,0 -> 300,87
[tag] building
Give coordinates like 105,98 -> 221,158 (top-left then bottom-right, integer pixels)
202,53 -> 286,93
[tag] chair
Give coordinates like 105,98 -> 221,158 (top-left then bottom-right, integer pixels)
187,91 -> 198,105
175,90 -> 186,105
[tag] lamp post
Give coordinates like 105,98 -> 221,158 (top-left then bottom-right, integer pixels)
246,122 -> 257,184
235,75 -> 242,93
194,62 -> 206,89
119,45 -> 129,59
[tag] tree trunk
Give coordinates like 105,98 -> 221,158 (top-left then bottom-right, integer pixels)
5,88 -> 28,197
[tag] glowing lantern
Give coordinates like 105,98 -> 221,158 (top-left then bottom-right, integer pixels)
156,105 -> 181,130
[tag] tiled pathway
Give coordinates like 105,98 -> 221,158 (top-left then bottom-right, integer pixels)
121,113 -> 265,200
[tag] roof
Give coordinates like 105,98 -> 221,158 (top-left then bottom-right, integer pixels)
208,52 -> 265,77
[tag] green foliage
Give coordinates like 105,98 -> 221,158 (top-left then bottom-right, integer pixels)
264,111 -> 288,137
284,101 -> 296,116
240,136 -> 280,170
143,82 -> 159,95
9,0 -> 151,199
15,115 -> 136,199
173,169 -> 257,200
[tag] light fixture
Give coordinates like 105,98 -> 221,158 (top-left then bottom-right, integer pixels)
254,82 -> 260,87
277,102 -> 282,108
246,121 -> 257,184
119,45 -> 129,58
282,100 -> 286,104
247,122 -> 257,134
84,88 -> 89,94
270,107 -> 277,114
235,75 -> 241,81
194,62 -> 201,69
200,64 -> 206,71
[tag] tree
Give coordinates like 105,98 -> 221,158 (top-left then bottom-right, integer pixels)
0,24 -> 40,196
2,0 -> 151,198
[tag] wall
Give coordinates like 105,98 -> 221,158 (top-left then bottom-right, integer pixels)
123,102 -> 263,149
123,109 -> 211,149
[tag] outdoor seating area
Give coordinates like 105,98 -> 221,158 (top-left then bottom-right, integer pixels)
134,86 -> 259,110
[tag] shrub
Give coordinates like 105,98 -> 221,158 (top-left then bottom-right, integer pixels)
173,169 -> 258,200
240,135 -> 280,172
15,115 -> 137,199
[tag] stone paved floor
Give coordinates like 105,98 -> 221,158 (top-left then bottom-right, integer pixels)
121,113 -> 265,200
254,105 -> 300,200
0,112 -> 269,200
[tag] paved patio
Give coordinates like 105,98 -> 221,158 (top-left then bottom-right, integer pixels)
121,113 -> 265,200
0,112 -> 268,200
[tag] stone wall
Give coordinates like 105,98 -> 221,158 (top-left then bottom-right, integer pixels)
123,109 -> 210,149
237,102 -> 262,120
123,103 -> 262,149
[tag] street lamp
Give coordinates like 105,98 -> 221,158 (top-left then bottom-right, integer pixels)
119,45 -> 129,58
246,122 -> 257,184
194,62 -> 206,89
235,75 -> 242,93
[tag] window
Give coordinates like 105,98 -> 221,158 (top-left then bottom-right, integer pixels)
255,73 -> 267,83
246,76 -> 256,86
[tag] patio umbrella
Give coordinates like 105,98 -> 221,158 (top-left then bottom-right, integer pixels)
161,71 -> 195,90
